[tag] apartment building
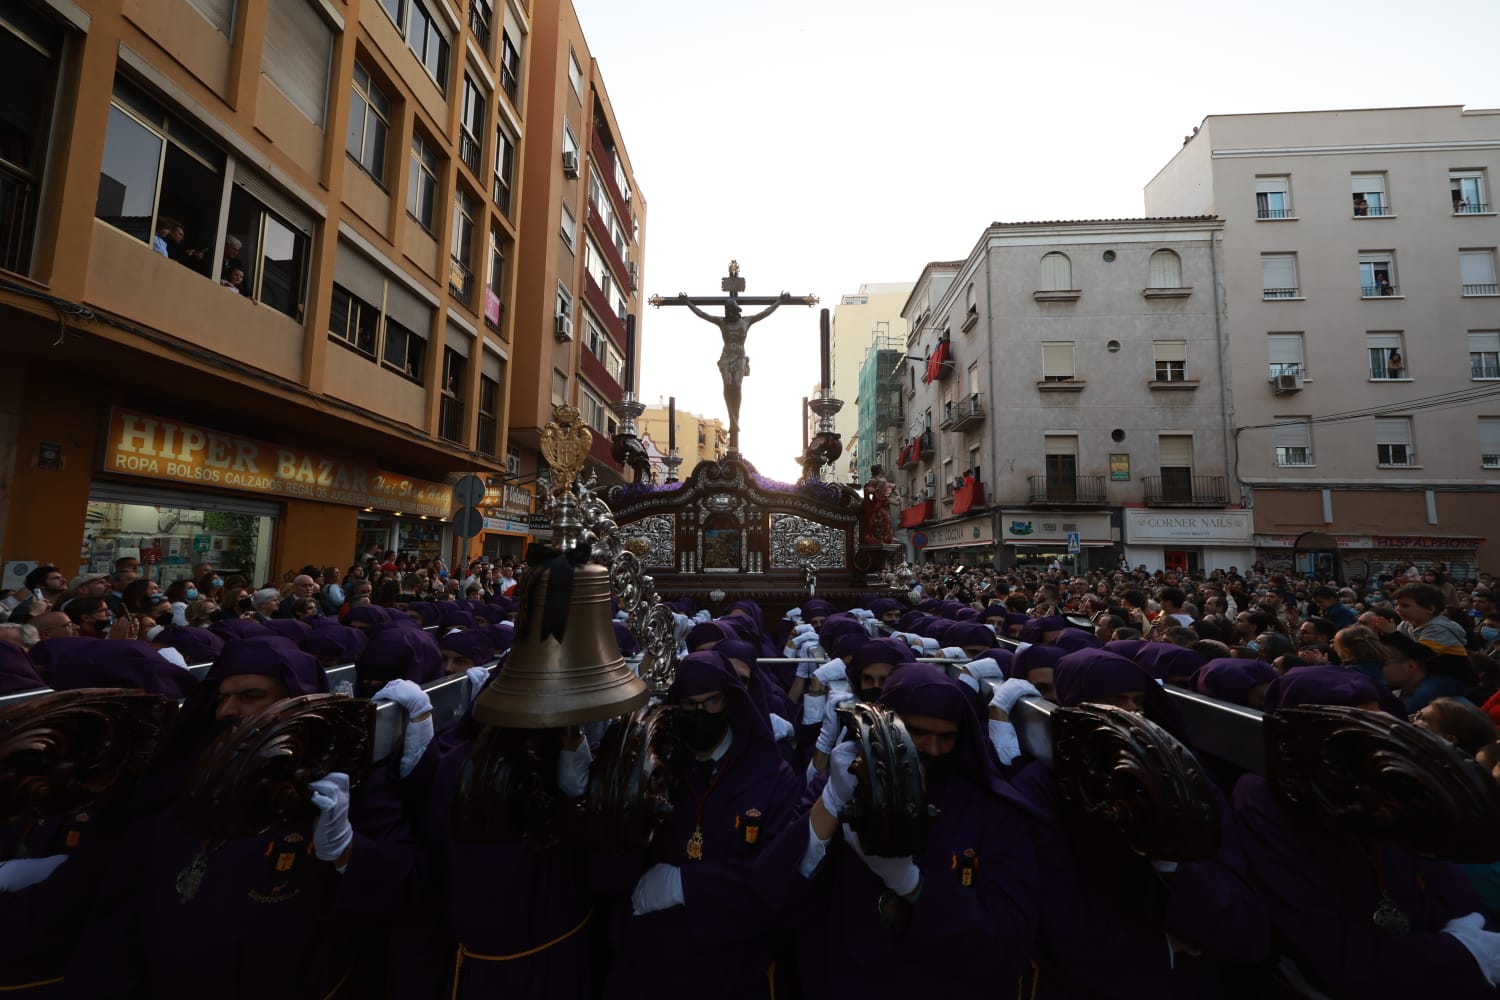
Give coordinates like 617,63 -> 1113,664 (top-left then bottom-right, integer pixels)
1147,106 -> 1500,577
0,0 -> 544,579
508,0 -> 646,504
829,282 -> 913,480
893,220 -> 1248,572
637,403 -> 726,482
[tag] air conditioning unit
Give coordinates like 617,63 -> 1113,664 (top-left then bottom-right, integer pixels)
923,471 -> 936,486
924,485 -> 937,500
554,314 -> 573,341
561,150 -> 579,178
506,450 -> 521,477
1272,373 -> 1303,394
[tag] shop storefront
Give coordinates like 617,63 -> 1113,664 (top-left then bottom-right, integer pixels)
1254,533 -> 1486,581
479,482 -> 534,561
1124,509 -> 1254,575
1000,510 -> 1115,572
919,514 -> 996,566
95,407 -> 454,582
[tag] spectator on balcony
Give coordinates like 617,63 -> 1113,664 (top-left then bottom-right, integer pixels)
151,217 -> 178,257
220,266 -> 245,293
221,235 -> 252,296
1353,196 -> 1369,217
1387,348 -> 1404,378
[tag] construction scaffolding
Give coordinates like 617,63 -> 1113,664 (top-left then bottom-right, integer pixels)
855,323 -> 906,484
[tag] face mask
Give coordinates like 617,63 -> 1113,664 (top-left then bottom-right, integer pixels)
674,707 -> 730,754
96,617 -> 114,633
858,686 -> 882,703
211,577 -> 224,588
185,589 -> 199,600
918,750 -> 954,788
1482,626 -> 1500,642
1244,640 -> 1259,652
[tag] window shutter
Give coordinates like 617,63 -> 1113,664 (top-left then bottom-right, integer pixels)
1042,342 -> 1074,378
1044,434 -> 1078,457
1480,419 -> 1500,455
1039,253 -> 1071,291
1374,418 -> 1411,446
1366,332 -> 1403,351
186,0 -> 236,36
385,280 -> 432,341
1272,420 -> 1309,449
333,241 -> 386,310
1460,252 -> 1496,286
1469,332 -> 1500,353
1351,173 -> 1386,195
1261,255 -> 1297,289
1149,249 -> 1181,288
1159,435 -> 1193,467
1254,177 -> 1289,194
1153,340 -> 1187,363
481,347 -> 503,381
1267,334 -> 1303,364
233,165 -> 314,236
262,0 -> 332,129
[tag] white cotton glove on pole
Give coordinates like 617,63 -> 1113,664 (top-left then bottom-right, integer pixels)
1444,912 -> 1500,986
372,679 -> 434,778
556,735 -> 593,798
820,741 -> 858,818
769,713 -> 795,742
693,610 -> 712,624
991,678 -> 1043,715
966,657 -> 1005,682
630,863 -> 684,915
814,660 -> 850,689
842,826 -> 921,895
308,772 -> 354,862
816,691 -> 855,754
988,718 -> 1021,765
939,646 -> 967,661
801,691 -> 827,726
464,667 -> 491,713
0,855 -> 68,892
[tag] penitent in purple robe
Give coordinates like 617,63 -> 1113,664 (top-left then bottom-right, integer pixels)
597,652 -> 802,1000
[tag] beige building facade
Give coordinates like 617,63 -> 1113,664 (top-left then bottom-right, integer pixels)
829,282 -> 913,479
1147,106 -> 1500,577
638,403 -> 725,482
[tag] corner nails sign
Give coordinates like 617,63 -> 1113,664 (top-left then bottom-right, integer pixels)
103,408 -> 454,517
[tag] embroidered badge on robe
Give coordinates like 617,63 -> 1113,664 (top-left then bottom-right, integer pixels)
736,809 -> 762,846
951,848 -> 979,887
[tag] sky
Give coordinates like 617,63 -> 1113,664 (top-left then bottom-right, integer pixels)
573,0 -> 1500,482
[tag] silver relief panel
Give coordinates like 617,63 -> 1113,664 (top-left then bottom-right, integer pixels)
617,515 -> 676,568
768,514 -> 846,569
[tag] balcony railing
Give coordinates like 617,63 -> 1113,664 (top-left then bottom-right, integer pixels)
0,161 -> 37,275
1262,287 -> 1299,299
1472,361 -> 1500,379
492,174 -> 512,217
1026,475 -> 1107,506
1354,205 -> 1393,217
459,131 -> 482,174
939,393 -> 985,432
1256,207 -> 1294,219
1268,363 -> 1305,379
439,395 -> 465,444
1361,284 -> 1398,297
1455,202 -> 1491,214
468,1 -> 492,53
1142,474 -> 1227,507
449,256 -> 472,303
1463,283 -> 1499,296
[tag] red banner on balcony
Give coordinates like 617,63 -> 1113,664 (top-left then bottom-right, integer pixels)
899,499 -> 932,528
953,479 -> 983,515
923,340 -> 950,383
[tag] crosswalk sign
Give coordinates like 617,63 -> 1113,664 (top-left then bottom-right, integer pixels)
1066,531 -> 1081,554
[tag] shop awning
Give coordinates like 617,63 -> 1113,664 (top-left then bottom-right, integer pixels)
899,499 -> 932,528
953,479 -> 983,515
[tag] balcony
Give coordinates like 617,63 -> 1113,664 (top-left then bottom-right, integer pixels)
468,1 -> 492,54
439,394 -> 465,445
586,198 -> 631,290
1027,475 -> 1107,506
449,256 -> 473,304
1354,206 -> 1394,217
919,431 -> 935,460
1262,287 -> 1300,300
1463,283 -> 1499,296
1361,284 -> 1399,298
922,340 -> 953,383
583,270 -> 628,343
1256,207 -> 1294,220
591,130 -> 632,222
1142,474 -> 1227,507
952,479 -> 985,515
459,131 -> 482,175
1455,202 -> 1492,215
0,160 -> 37,275
492,173 -> 512,218
940,393 -> 985,432
1472,361 -> 1500,379
899,499 -> 932,529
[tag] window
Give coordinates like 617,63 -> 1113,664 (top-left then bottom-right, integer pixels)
1260,254 -> 1299,298
1470,332 -> 1500,380
1367,332 -> 1406,380
499,29 -> 520,104
1359,253 -> 1398,297
1351,172 -> 1390,216
580,384 -> 611,435
1375,417 -> 1414,466
1,9 -> 65,275
605,342 -> 625,385
477,374 -> 500,456
1044,435 -> 1079,500
1148,249 -> 1182,288
407,134 -> 438,232
1039,252 -> 1072,291
560,201 -> 576,251
556,282 -> 573,323
1460,250 -> 1498,296
568,50 -> 584,100
1481,418 -> 1500,469
459,74 -> 485,173
383,316 -> 425,378
186,0 -> 236,36
583,237 -> 609,294
1254,176 -> 1293,219
1042,342 -> 1075,381
347,63 -> 391,183
589,169 -> 613,229
329,284 -> 379,356
493,124 -> 515,216
612,217 -> 628,260
331,241 -> 431,382
965,283 -> 977,314
562,120 -> 579,164
1267,333 -> 1306,378
1153,340 -> 1187,381
468,0 -> 492,53
584,311 -> 616,370
1452,170 -> 1490,214
405,0 -> 449,92
484,226 -> 506,330
224,171 -> 313,320
613,153 -> 629,205
1273,419 -> 1313,466
552,369 -> 568,405
450,188 -> 476,302
1158,434 -> 1194,501
262,0 -> 332,128
439,347 -> 466,442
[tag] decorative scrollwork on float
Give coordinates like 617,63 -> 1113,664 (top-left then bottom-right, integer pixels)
583,703 -> 678,851
834,701 -> 933,858
1266,706 -> 1500,863
617,515 -> 675,568
177,694 -> 374,839
1051,703 -> 1222,862
769,514 -> 845,569
0,688 -> 178,823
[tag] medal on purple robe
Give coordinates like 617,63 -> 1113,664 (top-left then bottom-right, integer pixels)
685,765 -> 724,862
1372,892 -> 1411,932
176,839 -> 218,902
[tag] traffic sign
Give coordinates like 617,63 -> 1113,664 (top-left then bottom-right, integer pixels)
1066,531 -> 1081,554
911,531 -> 928,550
453,474 -> 487,508
452,507 -> 484,539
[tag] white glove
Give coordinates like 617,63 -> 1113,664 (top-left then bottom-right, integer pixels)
171,602 -> 189,627
820,741 -> 858,818
801,692 -> 827,726
693,610 -> 712,624
966,657 -> 1005,682
795,658 -> 817,679
843,826 -> 921,894
940,646 -> 967,661
309,772 -> 354,862
919,638 -> 940,654
988,718 -> 1021,765
0,855 -> 68,892
792,630 -> 821,648
816,691 -> 855,754
786,608 -> 804,623
814,660 -> 850,687
956,672 -> 980,692
373,679 -> 434,778
1150,860 -> 1179,874
631,862 -> 684,915
464,667 -> 490,712
792,624 -> 815,637
769,713 -> 795,741
556,735 -> 593,798
1444,912 -> 1500,986
991,678 -> 1043,715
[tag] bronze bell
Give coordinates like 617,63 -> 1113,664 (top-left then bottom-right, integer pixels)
472,560 -> 648,729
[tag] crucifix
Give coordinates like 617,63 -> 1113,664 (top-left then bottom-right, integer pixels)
650,261 -> 817,455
